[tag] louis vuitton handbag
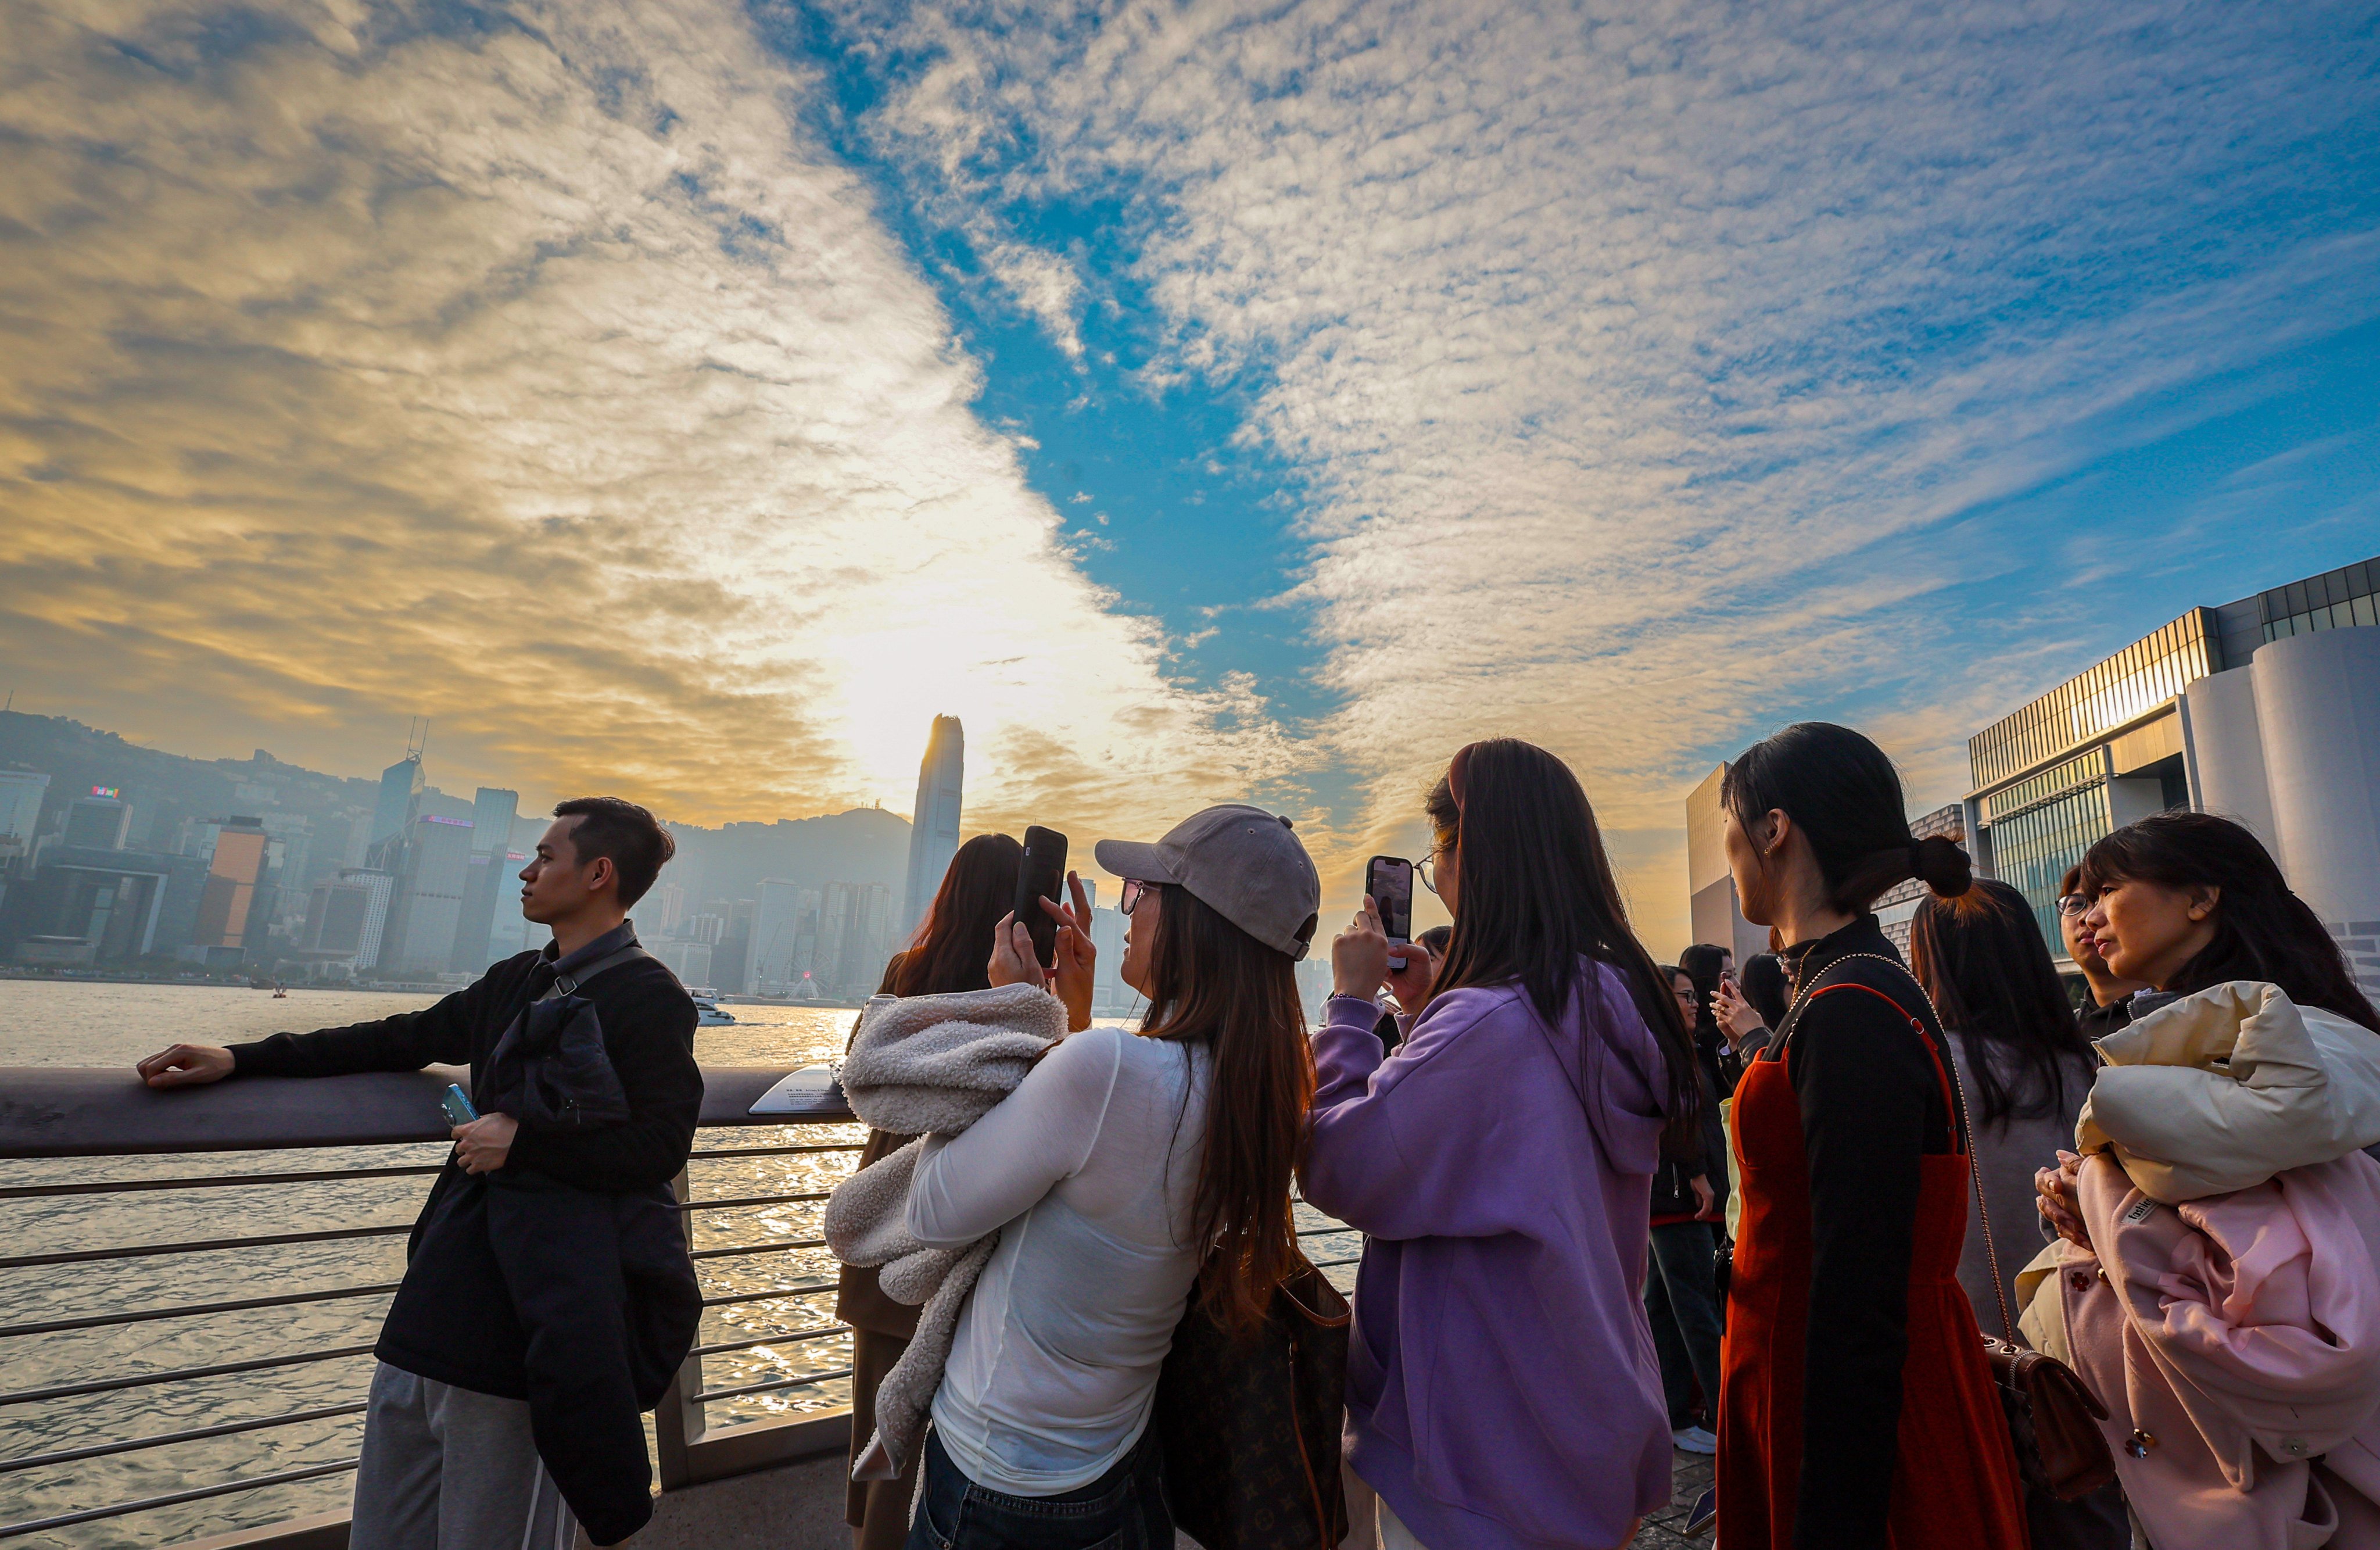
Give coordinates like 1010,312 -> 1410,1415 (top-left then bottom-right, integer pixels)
1154,1250 -> 1351,1550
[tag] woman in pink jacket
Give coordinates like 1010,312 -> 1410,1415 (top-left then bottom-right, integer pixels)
2038,812 -> 2380,1548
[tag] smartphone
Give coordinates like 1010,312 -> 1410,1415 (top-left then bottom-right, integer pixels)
439,1083 -> 478,1127
1013,825 -> 1069,969
1365,855 -> 1415,971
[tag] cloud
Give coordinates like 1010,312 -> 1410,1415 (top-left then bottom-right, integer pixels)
818,0 -> 2380,944
0,0 -> 1295,843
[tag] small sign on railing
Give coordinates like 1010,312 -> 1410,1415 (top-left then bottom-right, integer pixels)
747,1065 -> 843,1116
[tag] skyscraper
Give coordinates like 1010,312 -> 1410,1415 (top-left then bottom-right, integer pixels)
63,788 -> 131,851
0,770 -> 48,854
378,813 -> 475,976
902,715 -> 964,935
449,787 -> 519,971
369,753 -> 425,854
190,817 -> 270,956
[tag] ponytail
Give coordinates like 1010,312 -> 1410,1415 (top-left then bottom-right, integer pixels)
1723,722 -> 1971,915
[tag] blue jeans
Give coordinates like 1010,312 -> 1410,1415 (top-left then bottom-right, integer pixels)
1645,1219 -> 1725,1429
905,1426 -> 1171,1550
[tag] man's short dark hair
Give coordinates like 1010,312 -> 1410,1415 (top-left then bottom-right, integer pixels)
553,797 -> 675,906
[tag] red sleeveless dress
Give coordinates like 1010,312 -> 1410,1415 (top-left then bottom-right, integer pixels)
1715,982 -> 2028,1550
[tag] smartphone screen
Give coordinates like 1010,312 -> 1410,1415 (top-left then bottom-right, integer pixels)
1014,825 -> 1069,968
1366,855 -> 1414,968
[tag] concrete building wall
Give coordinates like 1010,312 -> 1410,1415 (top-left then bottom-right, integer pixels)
1684,764 -> 1768,965
2251,628 -> 2380,993
2182,666 -> 2280,854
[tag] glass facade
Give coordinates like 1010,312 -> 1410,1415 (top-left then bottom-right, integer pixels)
1966,553 -> 2378,962
2260,559 -> 2380,643
1967,610 -> 2218,790
1988,753 -> 2116,950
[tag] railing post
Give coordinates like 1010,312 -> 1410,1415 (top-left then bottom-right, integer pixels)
653,1164 -> 707,1491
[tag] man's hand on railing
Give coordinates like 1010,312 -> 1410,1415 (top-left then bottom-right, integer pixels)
454,1112 -> 518,1173
136,1044 -> 236,1087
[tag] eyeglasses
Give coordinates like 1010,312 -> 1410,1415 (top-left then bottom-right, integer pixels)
2055,894 -> 2091,918
1120,879 -> 1155,916
1417,849 -> 1445,896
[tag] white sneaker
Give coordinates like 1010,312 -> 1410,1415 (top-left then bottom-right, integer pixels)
1672,1424 -> 1718,1455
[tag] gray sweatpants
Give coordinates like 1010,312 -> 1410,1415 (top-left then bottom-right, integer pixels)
350,1362 -> 578,1550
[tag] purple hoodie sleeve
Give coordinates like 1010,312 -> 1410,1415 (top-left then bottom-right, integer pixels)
1305,991 -> 1563,1241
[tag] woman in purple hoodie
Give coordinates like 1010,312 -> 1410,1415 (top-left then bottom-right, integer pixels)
1306,739 -> 1702,1550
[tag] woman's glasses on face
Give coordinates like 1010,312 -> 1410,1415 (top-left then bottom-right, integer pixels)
2055,893 -> 2092,918
1417,853 -> 1441,896
1120,879 -> 1154,915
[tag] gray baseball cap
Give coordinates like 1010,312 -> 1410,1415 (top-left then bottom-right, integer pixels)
1094,804 -> 1322,961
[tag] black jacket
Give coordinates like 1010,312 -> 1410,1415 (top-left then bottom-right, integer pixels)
1650,1023 -> 1732,1222
230,925 -> 702,1544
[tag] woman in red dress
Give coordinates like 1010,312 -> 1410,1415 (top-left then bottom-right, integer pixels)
1713,722 -> 2028,1550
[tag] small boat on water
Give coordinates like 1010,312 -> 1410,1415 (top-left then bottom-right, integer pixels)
685,987 -> 736,1026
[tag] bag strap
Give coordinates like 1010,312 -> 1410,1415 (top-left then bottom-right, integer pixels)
547,943 -> 650,1000
1779,952 -> 2016,1343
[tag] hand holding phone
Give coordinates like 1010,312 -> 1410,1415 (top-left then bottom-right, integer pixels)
1365,856 -> 1415,971
1013,826 -> 1070,969
440,1083 -> 478,1127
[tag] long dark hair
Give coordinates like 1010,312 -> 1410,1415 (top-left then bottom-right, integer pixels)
1138,884 -> 1313,1335
1739,951 -> 1789,1028
1677,942 -> 1729,1041
2079,811 -> 2380,1033
1908,880 -> 2096,1130
1422,738 -> 1700,1150
1722,722 -> 1972,914
884,833 -> 1022,998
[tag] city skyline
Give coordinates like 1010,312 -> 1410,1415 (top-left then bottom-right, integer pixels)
4,1 -> 2377,948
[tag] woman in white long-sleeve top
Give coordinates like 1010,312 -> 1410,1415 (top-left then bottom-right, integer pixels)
901,804 -> 1322,1550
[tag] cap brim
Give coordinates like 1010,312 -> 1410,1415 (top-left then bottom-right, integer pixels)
1092,839 -> 1180,883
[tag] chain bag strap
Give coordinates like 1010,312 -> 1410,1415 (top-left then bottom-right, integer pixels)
1781,951 -> 2114,1502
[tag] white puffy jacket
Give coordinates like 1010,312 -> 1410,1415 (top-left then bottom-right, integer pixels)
2077,980 -> 2380,1202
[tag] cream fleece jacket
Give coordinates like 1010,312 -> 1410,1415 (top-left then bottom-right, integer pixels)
2077,981 -> 2380,1203
822,982 -> 1064,1481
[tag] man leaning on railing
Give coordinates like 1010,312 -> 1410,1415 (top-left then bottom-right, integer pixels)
136,797 -> 705,1549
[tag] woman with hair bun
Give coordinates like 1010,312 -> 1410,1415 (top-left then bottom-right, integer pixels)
1712,722 -> 2025,1550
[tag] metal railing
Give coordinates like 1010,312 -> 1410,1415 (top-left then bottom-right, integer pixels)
0,1065 -> 863,1546
0,1064 -> 1365,1545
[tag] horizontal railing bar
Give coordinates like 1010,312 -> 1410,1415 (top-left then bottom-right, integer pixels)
0,1344 -> 378,1408
0,1402 -> 368,1474
688,1325 -> 846,1359
701,1281 -> 836,1308
689,1237 -> 824,1261
0,1165 -> 443,1201
688,1143 -> 863,1159
0,1222 -> 412,1272
678,1191 -> 831,1212
0,1456 -> 360,1540
1310,1256 -> 1360,1270
0,1281 -> 399,1340
691,1366 -> 855,1405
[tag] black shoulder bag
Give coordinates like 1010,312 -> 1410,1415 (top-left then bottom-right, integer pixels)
478,944 -> 647,1130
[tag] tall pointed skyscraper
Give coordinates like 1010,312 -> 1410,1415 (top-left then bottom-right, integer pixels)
902,715 -> 965,936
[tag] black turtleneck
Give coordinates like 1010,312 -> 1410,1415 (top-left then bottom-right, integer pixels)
1769,914 -> 1960,1550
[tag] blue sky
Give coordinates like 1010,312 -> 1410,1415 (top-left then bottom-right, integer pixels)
4,0 -> 2377,949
